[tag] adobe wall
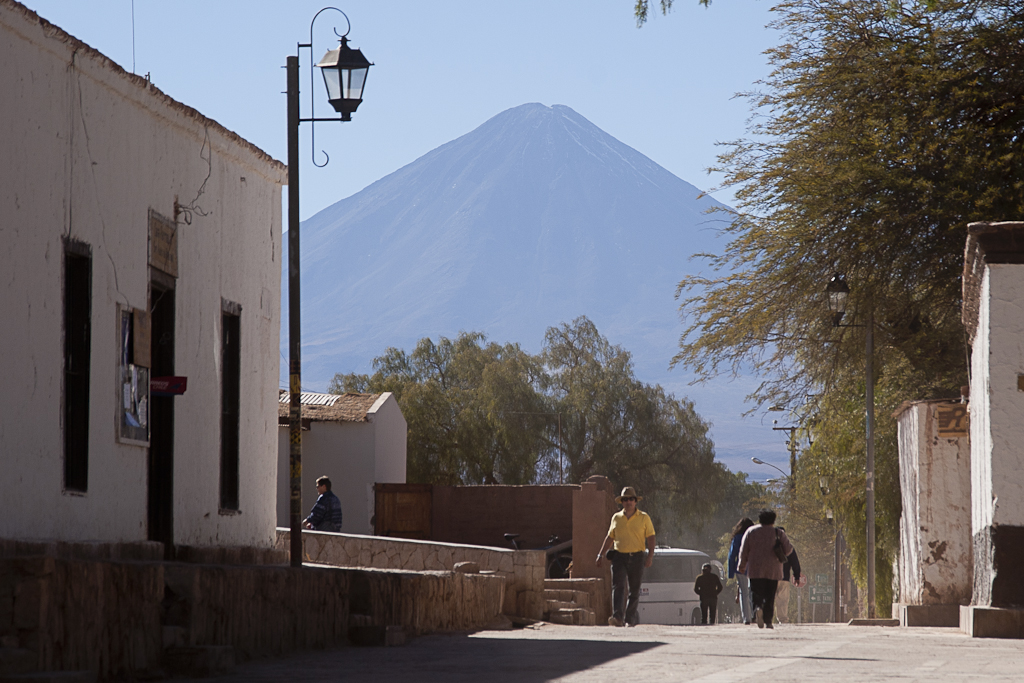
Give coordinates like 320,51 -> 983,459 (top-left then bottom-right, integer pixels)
895,400 -> 971,606
570,476 -> 618,586
431,485 -> 577,549
963,223 -> 1024,609
0,1 -> 285,548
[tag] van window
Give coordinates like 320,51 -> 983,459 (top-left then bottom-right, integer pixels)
645,555 -> 703,583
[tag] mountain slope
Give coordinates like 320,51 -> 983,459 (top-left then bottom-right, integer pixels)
283,103 -> 759,469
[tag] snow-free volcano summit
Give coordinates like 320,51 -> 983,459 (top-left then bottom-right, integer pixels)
283,103 -> 755,468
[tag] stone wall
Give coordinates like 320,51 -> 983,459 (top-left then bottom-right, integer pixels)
276,529 -> 547,619
0,556 -> 164,680
1,554 -> 505,679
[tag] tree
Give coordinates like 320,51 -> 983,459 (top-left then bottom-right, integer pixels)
672,0 -> 1024,612
332,318 -> 759,551
335,333 -> 549,485
541,317 -> 744,548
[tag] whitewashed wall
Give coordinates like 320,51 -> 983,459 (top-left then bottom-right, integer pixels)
0,2 -> 285,546
276,393 -> 407,535
897,401 -> 972,605
972,265 -> 1024,532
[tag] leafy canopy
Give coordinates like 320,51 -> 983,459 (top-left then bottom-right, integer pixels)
332,317 -> 759,550
673,0 -> 1024,612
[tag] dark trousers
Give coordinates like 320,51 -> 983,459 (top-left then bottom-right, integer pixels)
749,578 -> 779,624
611,552 -> 645,625
700,599 -> 718,624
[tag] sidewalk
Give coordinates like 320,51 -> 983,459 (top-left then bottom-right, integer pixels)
175,622 -> 1024,682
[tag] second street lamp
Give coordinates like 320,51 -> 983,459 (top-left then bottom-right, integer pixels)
751,456 -> 789,481
286,8 -> 372,568
824,272 -> 876,618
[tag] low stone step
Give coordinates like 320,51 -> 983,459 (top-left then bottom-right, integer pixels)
548,608 -> 596,626
543,589 -> 591,608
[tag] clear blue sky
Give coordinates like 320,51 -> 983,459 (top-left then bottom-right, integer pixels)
22,0 -> 795,481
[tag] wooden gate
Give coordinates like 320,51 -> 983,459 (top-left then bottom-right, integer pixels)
374,483 -> 433,540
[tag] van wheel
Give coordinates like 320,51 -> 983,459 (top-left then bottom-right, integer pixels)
691,607 -> 702,625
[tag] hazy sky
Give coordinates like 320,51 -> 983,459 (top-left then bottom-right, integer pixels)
20,0 -> 796,481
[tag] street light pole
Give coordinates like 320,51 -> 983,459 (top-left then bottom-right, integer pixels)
287,55 -> 303,568
865,309 -> 876,618
826,273 -> 876,618
286,8 -> 371,568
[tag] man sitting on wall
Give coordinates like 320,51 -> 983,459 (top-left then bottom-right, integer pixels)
303,475 -> 343,532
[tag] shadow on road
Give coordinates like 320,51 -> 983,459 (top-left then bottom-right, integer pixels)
215,634 -> 666,682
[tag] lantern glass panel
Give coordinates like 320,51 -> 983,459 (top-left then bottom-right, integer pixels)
828,289 -> 848,315
321,68 -> 342,102
347,67 -> 367,99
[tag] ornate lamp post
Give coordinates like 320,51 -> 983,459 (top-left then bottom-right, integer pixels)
825,273 -> 876,618
286,8 -> 372,567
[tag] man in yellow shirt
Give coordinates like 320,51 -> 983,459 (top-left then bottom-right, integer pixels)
596,486 -> 656,627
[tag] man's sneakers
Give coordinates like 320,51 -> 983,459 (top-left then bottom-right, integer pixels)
608,616 -> 624,627
755,607 -> 764,629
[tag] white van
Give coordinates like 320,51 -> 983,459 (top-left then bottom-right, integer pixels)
638,547 -> 723,625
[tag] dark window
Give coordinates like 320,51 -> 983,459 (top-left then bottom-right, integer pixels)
63,240 -> 92,492
220,303 -> 241,510
644,555 -> 706,583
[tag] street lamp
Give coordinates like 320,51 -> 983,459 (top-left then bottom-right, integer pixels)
286,8 -> 372,568
751,456 -> 789,481
316,35 -> 371,120
824,272 -> 876,618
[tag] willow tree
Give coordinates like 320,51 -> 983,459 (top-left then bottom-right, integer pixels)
332,333 -> 550,485
672,0 -> 1024,612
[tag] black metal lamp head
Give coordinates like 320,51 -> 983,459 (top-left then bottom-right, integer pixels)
825,273 -> 850,327
316,36 -> 372,121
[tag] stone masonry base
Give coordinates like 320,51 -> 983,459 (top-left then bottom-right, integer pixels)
1,553 -> 504,679
960,605 -> 1024,639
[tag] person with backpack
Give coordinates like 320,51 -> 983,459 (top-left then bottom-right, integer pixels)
738,509 -> 794,629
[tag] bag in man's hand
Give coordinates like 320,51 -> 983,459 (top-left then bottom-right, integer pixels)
773,529 -> 788,563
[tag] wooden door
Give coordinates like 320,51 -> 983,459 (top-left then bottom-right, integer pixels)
374,483 -> 432,540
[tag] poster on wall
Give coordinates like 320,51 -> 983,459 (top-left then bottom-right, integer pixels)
118,307 -> 150,444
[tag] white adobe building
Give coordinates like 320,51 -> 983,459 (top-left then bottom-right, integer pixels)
894,399 -> 972,627
0,0 -> 286,552
277,391 -> 407,535
960,221 -> 1024,637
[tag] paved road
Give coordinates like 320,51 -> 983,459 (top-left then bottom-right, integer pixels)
186,622 -> 1024,682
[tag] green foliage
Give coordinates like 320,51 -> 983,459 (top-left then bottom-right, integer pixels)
334,333 -> 548,485
331,317 -> 760,551
673,0 -> 1024,613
